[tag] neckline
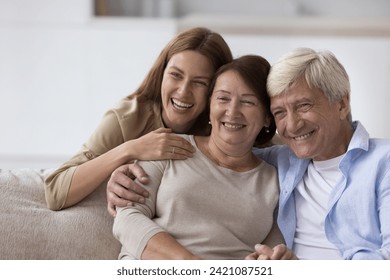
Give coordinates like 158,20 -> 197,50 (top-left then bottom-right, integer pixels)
190,135 -> 262,173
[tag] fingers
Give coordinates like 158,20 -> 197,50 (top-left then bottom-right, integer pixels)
107,179 -> 134,217
107,202 -> 116,217
137,128 -> 196,161
272,244 -> 297,260
270,244 -> 287,260
107,193 -> 130,217
153,127 -> 173,134
110,164 -> 149,198
170,136 -> 196,153
164,138 -> 196,160
253,244 -> 273,260
252,244 -> 296,260
106,163 -> 151,217
123,163 -> 150,186
254,244 -> 273,256
244,252 -> 258,260
167,146 -> 193,159
106,179 -> 147,217
153,128 -> 195,155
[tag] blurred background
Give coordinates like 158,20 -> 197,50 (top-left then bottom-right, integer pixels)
1,0 -> 389,169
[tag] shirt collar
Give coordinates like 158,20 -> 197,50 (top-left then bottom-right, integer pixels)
346,121 -> 370,153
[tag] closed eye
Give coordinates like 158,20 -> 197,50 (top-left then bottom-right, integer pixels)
297,103 -> 312,111
241,100 -> 257,106
169,71 -> 182,79
272,110 -> 286,119
193,80 -> 209,87
216,96 -> 230,102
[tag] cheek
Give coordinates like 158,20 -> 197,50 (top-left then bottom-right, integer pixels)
252,113 -> 267,133
160,81 -> 169,102
194,91 -> 209,110
209,103 -> 223,122
160,74 -> 174,97
274,119 -> 285,132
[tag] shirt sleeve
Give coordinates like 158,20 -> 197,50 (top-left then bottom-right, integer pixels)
349,153 -> 390,260
253,146 -> 282,167
44,109 -> 124,210
378,162 -> 390,260
112,159 -> 167,259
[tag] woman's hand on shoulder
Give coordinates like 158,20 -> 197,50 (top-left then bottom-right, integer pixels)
131,128 -> 196,161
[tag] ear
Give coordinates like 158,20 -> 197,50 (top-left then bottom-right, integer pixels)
338,94 -> 351,120
263,114 -> 272,128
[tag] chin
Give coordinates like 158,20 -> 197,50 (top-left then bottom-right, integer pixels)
288,146 -> 312,159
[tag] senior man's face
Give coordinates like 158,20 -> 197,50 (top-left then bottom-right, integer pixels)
270,78 -> 351,161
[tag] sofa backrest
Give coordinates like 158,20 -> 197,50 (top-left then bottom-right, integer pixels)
0,168 -> 121,260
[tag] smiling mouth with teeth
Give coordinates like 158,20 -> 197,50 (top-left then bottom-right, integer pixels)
171,98 -> 193,110
223,122 -> 245,129
293,131 -> 314,141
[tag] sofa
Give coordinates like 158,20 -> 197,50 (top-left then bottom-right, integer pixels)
0,168 -> 121,259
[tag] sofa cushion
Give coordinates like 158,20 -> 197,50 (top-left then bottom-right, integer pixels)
0,168 -> 121,259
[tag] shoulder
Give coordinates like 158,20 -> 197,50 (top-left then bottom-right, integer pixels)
367,138 -> 390,161
110,97 -> 160,120
253,145 -> 290,160
104,97 -> 163,140
369,138 -> 390,148
177,134 -> 192,141
258,159 -> 278,176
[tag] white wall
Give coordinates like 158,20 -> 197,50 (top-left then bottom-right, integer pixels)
0,0 -> 176,168
1,0 -> 389,169
106,0 -> 390,18
224,35 -> 390,139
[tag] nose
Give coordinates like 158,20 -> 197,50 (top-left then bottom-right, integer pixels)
285,111 -> 304,133
177,80 -> 191,96
225,99 -> 242,118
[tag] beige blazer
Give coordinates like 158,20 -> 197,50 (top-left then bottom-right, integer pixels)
44,97 -> 164,210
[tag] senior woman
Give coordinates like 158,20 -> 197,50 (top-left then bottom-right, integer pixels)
113,55 -> 283,260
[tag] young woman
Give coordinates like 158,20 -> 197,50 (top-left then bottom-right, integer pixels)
44,27 -> 233,211
113,55 -> 283,259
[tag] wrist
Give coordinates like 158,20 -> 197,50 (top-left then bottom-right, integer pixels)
116,141 -> 136,164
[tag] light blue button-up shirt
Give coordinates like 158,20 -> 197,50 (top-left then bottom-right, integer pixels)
254,121 -> 390,259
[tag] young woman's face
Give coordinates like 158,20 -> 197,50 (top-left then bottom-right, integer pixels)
161,50 -> 214,133
209,70 -> 269,155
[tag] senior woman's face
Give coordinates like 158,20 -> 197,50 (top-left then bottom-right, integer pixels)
161,50 -> 214,133
209,70 -> 268,153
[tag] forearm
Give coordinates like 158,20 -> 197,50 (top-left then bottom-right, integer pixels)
142,232 -> 200,260
64,142 -> 136,207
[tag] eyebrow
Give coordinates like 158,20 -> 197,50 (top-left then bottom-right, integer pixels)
168,65 -> 211,80
270,96 -> 313,109
214,89 -> 258,98
214,89 -> 230,93
167,65 -> 183,73
270,104 -> 283,112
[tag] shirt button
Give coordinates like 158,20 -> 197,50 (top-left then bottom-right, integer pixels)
85,152 -> 94,159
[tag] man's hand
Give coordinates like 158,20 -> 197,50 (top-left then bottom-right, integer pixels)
107,163 -> 149,217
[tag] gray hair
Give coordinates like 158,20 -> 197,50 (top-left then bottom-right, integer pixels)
267,48 -> 350,103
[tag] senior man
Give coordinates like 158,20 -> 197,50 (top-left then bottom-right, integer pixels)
246,47 -> 390,260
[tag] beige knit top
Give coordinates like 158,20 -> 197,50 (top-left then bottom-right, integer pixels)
113,135 -> 282,260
